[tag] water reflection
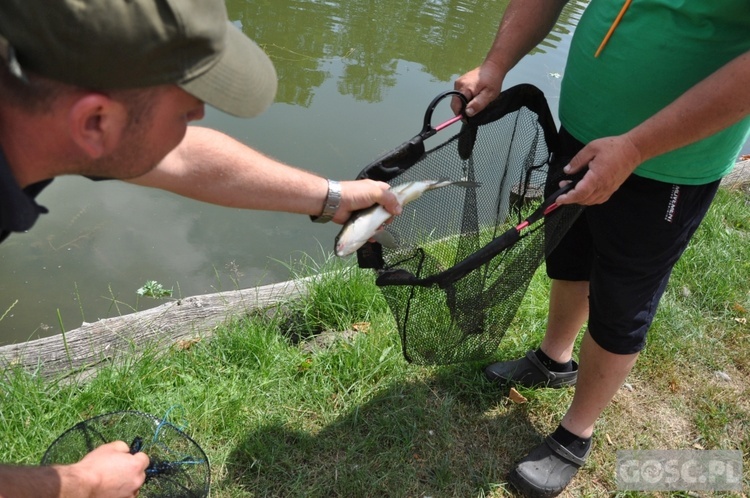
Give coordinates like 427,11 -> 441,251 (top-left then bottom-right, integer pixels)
0,0 -> 588,344
229,0 -> 584,105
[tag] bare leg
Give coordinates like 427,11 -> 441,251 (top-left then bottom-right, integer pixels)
560,331 -> 639,438
539,279 -> 589,363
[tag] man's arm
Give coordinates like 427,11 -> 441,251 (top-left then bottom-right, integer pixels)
0,441 -> 149,498
558,49 -> 750,206
128,126 -> 401,224
453,0 -> 570,116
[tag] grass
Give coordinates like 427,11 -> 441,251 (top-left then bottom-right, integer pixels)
0,186 -> 748,497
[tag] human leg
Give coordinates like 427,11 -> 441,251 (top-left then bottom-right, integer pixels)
508,176 -> 721,497
560,331 -> 638,438
539,279 -> 589,363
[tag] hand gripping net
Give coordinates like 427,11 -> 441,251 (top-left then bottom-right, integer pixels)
41,411 -> 210,498
356,84 -> 583,365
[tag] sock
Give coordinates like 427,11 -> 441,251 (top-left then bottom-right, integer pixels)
535,348 -> 573,373
551,425 -> 591,460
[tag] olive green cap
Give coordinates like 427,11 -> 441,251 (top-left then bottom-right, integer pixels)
0,0 -> 277,117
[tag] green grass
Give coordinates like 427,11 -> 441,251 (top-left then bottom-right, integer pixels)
1,187 -> 748,497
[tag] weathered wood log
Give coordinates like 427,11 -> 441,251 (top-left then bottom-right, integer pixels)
722,159 -> 750,188
0,278 -> 312,379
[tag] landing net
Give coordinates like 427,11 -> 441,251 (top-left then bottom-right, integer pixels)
356,84 -> 583,365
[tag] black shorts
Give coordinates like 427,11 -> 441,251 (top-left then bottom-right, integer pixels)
545,128 -> 720,354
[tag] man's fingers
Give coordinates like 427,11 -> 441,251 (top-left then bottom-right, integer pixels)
450,93 -> 470,115
133,452 -> 150,470
107,441 -> 131,453
376,182 -> 402,215
465,92 -> 490,117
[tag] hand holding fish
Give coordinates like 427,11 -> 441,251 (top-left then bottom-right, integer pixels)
333,179 -> 403,224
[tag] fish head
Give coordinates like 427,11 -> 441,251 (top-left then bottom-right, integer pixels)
334,235 -> 355,257
334,224 -> 367,257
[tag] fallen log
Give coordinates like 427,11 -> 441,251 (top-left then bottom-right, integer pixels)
0,278 -> 312,379
722,159 -> 750,188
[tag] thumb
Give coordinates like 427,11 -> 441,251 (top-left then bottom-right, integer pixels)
464,90 -> 495,117
381,191 -> 402,215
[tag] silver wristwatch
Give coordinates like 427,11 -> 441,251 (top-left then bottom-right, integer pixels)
310,179 -> 342,223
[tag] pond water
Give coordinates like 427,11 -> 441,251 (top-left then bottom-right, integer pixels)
0,0 -> 589,345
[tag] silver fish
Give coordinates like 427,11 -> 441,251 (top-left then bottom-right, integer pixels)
334,179 -> 480,257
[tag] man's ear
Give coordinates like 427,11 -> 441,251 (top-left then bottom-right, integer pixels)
67,94 -> 128,159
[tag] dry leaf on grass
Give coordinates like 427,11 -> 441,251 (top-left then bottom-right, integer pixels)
175,337 -> 201,350
352,322 -> 371,332
508,387 -> 527,404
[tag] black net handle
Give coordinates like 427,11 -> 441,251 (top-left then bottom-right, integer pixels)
419,90 -> 468,141
355,91 -> 468,183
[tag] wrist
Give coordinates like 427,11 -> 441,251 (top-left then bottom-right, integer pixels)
619,131 -> 648,165
482,54 -> 511,79
310,179 -> 341,223
57,464 -> 97,498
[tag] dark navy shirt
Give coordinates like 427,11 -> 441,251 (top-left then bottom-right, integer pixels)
0,148 -> 52,244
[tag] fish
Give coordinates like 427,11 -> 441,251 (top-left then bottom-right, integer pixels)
334,179 -> 480,257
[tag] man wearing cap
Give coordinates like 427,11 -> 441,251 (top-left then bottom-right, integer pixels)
0,0 -> 401,496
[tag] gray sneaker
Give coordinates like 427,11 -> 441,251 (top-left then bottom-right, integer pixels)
484,350 -> 578,388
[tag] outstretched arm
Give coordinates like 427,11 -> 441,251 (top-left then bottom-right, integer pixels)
558,49 -> 750,206
128,126 -> 401,224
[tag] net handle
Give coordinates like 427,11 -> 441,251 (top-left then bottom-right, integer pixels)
354,90 -> 469,185
419,90 -> 468,140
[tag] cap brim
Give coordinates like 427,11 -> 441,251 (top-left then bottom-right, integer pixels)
179,22 -> 277,118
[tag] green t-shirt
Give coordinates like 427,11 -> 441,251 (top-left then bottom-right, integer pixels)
559,0 -> 750,184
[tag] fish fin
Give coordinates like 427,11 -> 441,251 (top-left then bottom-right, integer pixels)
451,181 -> 481,188
372,229 -> 398,249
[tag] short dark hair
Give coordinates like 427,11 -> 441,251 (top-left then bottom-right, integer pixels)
0,63 -> 158,128
0,63 -> 68,113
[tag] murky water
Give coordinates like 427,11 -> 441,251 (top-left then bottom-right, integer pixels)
0,0 -> 588,344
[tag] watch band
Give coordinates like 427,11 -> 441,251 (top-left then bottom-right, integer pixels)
310,179 -> 342,223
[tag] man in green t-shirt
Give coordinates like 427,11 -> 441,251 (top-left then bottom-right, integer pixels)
453,0 -> 750,496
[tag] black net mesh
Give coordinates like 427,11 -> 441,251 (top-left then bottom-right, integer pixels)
356,84 -> 584,365
41,411 -> 210,498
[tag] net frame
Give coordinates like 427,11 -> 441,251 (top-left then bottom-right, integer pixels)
41,410 -> 210,498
